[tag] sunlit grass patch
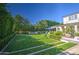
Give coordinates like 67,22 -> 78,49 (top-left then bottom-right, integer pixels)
36,42 -> 76,55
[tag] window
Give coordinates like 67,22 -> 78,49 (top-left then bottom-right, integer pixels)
69,14 -> 77,20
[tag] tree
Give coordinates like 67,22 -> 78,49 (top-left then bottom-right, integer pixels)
15,15 -> 32,33
35,20 -> 60,31
0,4 -> 14,50
0,4 -> 14,38
64,25 -> 75,38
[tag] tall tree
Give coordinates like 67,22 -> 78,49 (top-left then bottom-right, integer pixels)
35,20 -> 60,31
0,4 -> 14,38
15,15 -> 31,33
0,4 -> 14,50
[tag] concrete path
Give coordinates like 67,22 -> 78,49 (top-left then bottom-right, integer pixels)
58,43 -> 79,55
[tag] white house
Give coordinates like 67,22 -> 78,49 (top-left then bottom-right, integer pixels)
51,12 -> 79,32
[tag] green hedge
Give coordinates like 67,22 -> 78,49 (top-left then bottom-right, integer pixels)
47,31 -> 63,40
75,32 -> 79,36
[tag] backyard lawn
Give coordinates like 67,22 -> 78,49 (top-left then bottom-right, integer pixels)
4,34 -> 76,55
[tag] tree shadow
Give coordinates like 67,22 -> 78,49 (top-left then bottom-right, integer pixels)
2,34 -> 75,55
3,34 -> 51,54
5,35 -> 45,51
34,44 -> 63,55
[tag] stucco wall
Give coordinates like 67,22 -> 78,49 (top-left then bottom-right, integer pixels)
63,14 -> 79,24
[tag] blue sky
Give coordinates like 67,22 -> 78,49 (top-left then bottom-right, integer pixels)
7,3 -> 79,24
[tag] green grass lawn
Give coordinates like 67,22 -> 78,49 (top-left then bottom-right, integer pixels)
36,42 -> 76,55
4,34 -> 76,55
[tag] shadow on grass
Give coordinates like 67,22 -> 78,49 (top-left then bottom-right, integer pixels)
33,45 -> 63,55
2,34 -> 75,55
4,34 -> 50,52
36,42 -> 76,55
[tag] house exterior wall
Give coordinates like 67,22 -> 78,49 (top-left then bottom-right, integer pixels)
63,14 -> 79,24
51,24 -> 79,32
51,13 -> 79,32
77,25 -> 79,32
74,25 -> 78,32
62,13 -> 79,32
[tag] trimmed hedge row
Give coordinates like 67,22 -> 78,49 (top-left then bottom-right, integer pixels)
47,31 -> 63,40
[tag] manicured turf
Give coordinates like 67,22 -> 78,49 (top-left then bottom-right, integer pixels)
4,34 -> 59,52
10,41 -> 63,54
36,42 -> 76,55
4,34 -> 76,55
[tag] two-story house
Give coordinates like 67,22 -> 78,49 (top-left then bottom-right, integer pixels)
50,12 -> 79,32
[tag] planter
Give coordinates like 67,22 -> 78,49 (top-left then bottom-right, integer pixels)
64,34 -> 72,38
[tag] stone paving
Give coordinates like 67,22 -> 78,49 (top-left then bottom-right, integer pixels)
58,43 -> 79,55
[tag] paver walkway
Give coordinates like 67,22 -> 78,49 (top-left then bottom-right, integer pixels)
58,43 -> 79,55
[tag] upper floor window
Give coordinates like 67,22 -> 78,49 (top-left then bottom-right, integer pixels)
69,14 -> 77,20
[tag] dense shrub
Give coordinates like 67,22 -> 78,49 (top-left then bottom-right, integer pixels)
64,25 -> 75,38
47,31 -> 63,40
0,4 -> 15,51
75,32 -> 79,36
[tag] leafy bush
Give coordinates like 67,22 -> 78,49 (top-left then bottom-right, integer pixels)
47,31 -> 62,40
75,32 -> 79,36
0,4 -> 15,50
64,25 -> 75,38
